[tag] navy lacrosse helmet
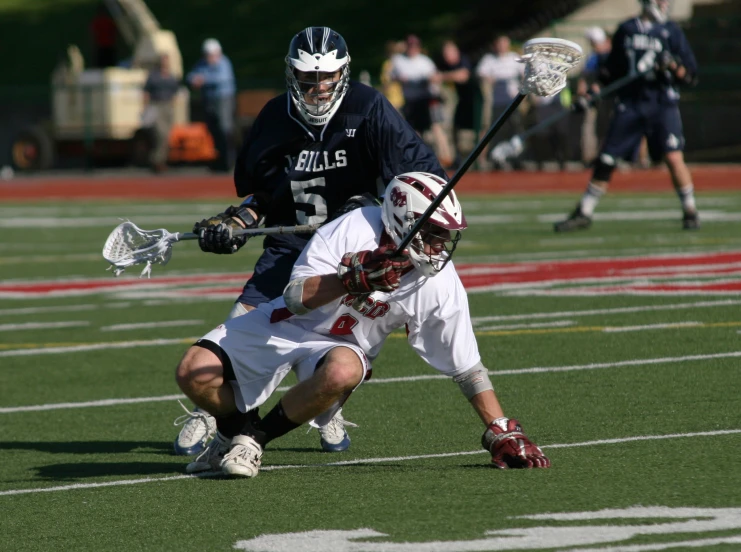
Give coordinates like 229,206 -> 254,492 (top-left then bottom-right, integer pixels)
285,27 -> 351,126
639,0 -> 670,23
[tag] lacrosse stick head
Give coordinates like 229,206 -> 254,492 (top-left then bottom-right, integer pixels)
519,38 -> 583,97
102,221 -> 178,278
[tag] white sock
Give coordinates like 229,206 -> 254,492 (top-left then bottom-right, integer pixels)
677,185 -> 697,213
580,181 -> 605,216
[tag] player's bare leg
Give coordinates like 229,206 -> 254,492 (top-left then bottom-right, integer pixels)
221,346 -> 364,477
172,301 -> 253,456
176,346 -> 236,416
175,344 -> 249,472
281,346 -> 364,423
555,153 -> 616,232
664,150 -> 699,229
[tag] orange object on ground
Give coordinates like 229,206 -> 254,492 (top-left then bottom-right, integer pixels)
167,123 -> 219,163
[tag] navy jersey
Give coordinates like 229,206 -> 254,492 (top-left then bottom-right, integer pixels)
234,80 -> 445,253
602,17 -> 698,105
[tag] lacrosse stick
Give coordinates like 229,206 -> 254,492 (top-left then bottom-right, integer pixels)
352,38 -> 582,310
102,221 -> 319,278
395,38 -> 582,253
490,68 -> 651,164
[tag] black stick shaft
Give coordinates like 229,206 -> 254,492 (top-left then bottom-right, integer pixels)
514,70 -> 647,145
395,93 -> 526,253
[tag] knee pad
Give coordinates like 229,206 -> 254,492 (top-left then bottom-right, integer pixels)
592,153 -> 616,182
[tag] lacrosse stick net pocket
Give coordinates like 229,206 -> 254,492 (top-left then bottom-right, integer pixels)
519,38 -> 583,97
102,221 -> 177,277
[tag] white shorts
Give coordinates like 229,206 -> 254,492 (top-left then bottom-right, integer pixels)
199,307 -> 371,426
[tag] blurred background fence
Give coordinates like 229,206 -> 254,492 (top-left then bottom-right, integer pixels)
1,0 -> 740,172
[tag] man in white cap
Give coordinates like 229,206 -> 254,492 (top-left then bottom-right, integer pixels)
186,38 -> 237,171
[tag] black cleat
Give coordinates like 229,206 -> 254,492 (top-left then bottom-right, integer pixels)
682,211 -> 700,230
554,207 -> 592,233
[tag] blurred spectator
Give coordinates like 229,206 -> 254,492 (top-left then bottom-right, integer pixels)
577,27 -> 612,164
390,35 -> 453,167
187,38 -> 237,172
529,92 -> 570,171
142,54 -> 180,173
380,40 -> 406,112
476,35 -> 525,169
90,2 -> 117,68
436,40 -> 477,169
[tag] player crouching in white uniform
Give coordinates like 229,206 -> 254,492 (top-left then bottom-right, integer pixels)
175,171 -> 550,477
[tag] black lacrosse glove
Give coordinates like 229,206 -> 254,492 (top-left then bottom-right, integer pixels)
327,193 -> 382,223
655,50 -> 678,73
193,201 -> 261,255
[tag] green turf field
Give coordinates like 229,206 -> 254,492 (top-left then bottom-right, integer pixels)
2,192 -> 741,551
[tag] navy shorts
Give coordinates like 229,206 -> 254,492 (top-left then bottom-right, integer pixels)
236,244 -> 303,307
601,100 -> 685,162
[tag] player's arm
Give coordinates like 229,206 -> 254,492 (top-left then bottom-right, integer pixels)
285,248 -> 410,313
283,229 -> 410,314
667,24 -> 699,86
408,276 -> 549,469
599,24 -> 628,85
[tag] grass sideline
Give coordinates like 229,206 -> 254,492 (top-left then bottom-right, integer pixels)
1,193 -> 741,551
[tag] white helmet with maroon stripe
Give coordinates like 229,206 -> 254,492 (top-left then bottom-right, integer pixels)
381,171 -> 467,277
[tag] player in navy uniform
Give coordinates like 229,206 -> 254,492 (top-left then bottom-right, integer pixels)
554,0 -> 700,232
172,27 -> 445,458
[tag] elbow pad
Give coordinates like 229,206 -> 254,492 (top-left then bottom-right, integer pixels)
283,278 -> 311,315
453,362 -> 493,400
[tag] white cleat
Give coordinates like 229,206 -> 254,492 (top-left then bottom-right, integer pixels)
173,402 -> 216,456
318,409 -> 356,452
185,432 -> 231,474
221,434 -> 263,478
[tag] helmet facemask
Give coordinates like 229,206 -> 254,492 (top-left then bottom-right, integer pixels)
286,65 -> 350,120
407,222 -> 462,277
382,172 -> 467,278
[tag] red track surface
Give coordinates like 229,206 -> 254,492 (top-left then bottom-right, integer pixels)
1,166 -> 740,200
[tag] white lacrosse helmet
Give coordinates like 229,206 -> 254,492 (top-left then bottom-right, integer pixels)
640,0 -> 670,23
285,27 -> 351,126
381,172 -> 467,278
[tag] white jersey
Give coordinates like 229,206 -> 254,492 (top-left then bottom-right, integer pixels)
475,51 -> 524,103
390,53 -> 438,82
258,206 -> 481,377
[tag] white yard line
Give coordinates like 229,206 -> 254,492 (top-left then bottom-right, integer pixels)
477,320 -> 576,331
470,299 -> 741,323
0,429 -> 738,497
0,337 -> 196,358
603,322 -> 702,333
0,321 -> 90,332
100,320 -> 204,331
0,304 -> 98,316
2,350 -> 740,414
539,210 -> 741,223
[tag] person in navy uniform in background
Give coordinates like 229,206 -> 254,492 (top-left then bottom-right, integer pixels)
171,26 -> 445,460
555,0 -> 700,232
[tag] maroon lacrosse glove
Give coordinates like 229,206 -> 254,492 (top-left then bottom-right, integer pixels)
337,246 -> 411,294
482,418 -> 550,469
